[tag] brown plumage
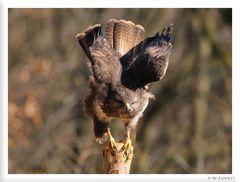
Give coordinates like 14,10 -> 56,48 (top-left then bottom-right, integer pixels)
76,19 -> 173,152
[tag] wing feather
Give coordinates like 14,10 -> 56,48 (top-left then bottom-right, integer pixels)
90,37 -> 122,84
76,24 -> 102,63
122,24 -> 173,89
76,20 -> 173,89
76,23 -> 122,84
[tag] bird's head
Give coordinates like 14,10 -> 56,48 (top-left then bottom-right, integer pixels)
110,86 -> 140,115
113,93 -> 137,113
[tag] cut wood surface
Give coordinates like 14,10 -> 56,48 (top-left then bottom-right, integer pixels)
102,142 -> 133,174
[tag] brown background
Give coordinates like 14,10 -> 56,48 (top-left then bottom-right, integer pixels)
8,8 -> 232,174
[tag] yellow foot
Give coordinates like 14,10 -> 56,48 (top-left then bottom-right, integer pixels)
107,128 -> 117,150
120,137 -> 133,160
109,136 -> 117,150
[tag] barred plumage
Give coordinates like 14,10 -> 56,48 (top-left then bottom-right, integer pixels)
76,19 -> 173,151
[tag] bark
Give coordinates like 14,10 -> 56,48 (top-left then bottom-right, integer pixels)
102,142 -> 133,174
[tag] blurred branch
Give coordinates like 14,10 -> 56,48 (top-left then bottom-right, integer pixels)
28,91 -> 81,165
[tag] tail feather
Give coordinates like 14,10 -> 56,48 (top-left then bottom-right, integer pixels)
77,19 -> 146,63
104,19 -> 145,57
133,24 -> 145,47
114,20 -> 128,55
129,24 -> 145,60
105,19 -> 117,48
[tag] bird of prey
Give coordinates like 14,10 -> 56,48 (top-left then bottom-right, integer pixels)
76,19 -> 173,157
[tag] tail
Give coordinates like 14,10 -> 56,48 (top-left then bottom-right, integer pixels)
93,118 -> 109,144
76,24 -> 102,63
76,19 -> 145,59
104,19 -> 145,56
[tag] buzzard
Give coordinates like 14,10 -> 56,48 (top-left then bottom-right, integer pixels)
76,19 -> 173,156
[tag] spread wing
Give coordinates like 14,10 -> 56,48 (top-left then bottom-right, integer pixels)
76,24 -> 122,84
121,24 -> 173,89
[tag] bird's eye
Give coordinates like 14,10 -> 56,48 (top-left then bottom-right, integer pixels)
131,101 -> 137,106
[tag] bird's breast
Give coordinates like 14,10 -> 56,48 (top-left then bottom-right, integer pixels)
101,100 -> 147,120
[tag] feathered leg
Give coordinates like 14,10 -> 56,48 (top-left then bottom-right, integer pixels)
94,118 -> 109,144
93,118 -> 117,150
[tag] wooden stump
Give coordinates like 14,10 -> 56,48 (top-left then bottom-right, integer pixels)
102,142 -> 133,174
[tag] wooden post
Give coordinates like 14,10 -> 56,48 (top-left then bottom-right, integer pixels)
102,142 -> 133,174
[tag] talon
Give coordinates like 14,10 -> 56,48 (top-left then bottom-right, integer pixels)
109,136 -> 117,150
125,154 -> 133,162
125,156 -> 132,162
120,137 -> 133,159
120,146 -> 125,152
107,128 -> 117,150
120,138 -> 131,152
125,149 -> 132,155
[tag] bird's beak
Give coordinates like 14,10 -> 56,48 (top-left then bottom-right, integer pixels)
125,102 -> 132,112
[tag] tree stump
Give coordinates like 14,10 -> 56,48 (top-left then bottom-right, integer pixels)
102,142 -> 133,174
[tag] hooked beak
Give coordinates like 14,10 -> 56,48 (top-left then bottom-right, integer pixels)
125,102 -> 133,112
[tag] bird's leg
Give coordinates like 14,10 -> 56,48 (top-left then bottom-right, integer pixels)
120,128 -> 133,160
107,128 -> 117,150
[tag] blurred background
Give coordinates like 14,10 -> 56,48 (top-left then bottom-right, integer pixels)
8,8 -> 232,174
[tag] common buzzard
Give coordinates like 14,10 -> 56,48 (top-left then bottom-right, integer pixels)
76,19 -> 173,156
